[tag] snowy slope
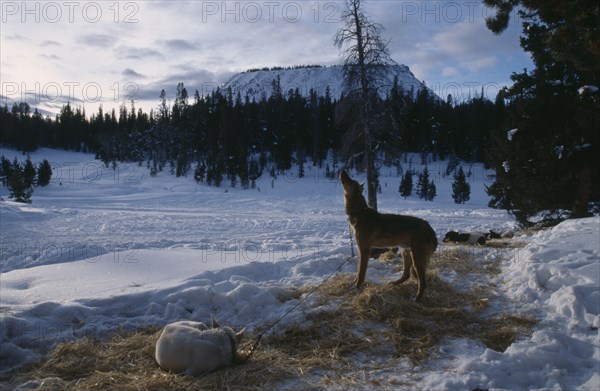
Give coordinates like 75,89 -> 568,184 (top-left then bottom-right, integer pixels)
1,148 -> 598,390
422,217 -> 600,390
222,64 -> 432,101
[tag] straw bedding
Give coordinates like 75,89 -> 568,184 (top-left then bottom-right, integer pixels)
4,247 -> 536,390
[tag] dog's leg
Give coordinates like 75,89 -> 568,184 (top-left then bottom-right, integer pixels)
412,248 -> 428,302
391,249 -> 412,286
354,245 -> 370,287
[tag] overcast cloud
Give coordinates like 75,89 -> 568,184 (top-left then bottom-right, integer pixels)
1,0 -> 532,115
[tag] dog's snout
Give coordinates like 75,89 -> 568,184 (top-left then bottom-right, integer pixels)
339,170 -> 349,182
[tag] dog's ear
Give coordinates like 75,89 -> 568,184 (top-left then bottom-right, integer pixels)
359,182 -> 365,190
211,315 -> 220,329
235,327 -> 246,344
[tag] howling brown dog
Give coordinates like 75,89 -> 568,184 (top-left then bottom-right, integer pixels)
340,170 -> 438,301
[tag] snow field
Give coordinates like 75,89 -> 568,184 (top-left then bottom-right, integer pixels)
1,148 -> 598,390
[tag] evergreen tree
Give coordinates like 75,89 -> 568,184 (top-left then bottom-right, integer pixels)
0,155 -> 11,186
427,179 -> 437,201
445,154 -> 460,176
158,89 -> 169,123
8,159 -> 33,203
399,170 -> 413,199
452,166 -> 471,204
298,158 -> 305,178
248,158 -> 260,185
416,167 -> 431,200
37,159 -> 52,187
23,157 -> 37,188
194,162 -> 206,183
175,148 -> 190,177
484,0 -> 600,225
150,161 -> 159,178
239,159 -> 250,190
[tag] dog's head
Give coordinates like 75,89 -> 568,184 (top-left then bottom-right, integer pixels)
443,231 -> 460,242
211,316 -> 246,353
339,170 -> 364,197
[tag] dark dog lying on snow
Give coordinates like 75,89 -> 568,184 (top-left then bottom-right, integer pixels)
443,230 -> 514,245
443,231 -> 487,245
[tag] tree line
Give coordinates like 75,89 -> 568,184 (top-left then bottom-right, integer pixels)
0,77 -> 504,187
2,56 -> 596,226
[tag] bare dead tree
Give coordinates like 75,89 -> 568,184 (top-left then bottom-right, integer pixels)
334,0 -> 395,211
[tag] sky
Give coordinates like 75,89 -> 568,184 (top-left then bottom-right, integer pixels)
0,0 -> 533,116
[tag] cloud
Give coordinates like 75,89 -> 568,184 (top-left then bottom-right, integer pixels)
463,56 -> 498,72
41,40 -> 61,47
77,34 -> 118,48
161,39 -> 200,51
39,53 -> 61,60
392,16 -> 520,83
0,0 -> 533,114
122,68 -> 146,79
5,34 -> 29,42
133,68 -> 234,102
433,21 -> 491,57
442,67 -> 459,77
0,94 -> 56,117
115,46 -> 164,60
156,69 -> 229,91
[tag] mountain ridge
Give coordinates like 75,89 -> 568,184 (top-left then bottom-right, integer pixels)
221,64 -> 436,101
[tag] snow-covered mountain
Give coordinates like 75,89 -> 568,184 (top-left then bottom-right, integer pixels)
221,64 -> 434,101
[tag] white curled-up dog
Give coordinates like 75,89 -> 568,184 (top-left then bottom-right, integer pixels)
155,318 -> 245,376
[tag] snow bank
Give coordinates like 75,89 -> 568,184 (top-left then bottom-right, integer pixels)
0,247 -> 356,370
423,217 -> 600,390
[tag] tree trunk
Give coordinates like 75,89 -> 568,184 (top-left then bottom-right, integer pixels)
572,92 -> 594,219
571,162 -> 592,218
351,0 -> 377,210
364,121 -> 377,211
